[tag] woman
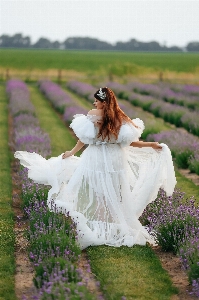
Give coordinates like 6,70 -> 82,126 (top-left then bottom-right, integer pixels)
15,87 -> 176,249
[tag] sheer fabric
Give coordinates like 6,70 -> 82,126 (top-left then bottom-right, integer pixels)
15,114 -> 176,249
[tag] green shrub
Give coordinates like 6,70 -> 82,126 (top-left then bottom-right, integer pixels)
189,160 -> 199,175
175,150 -> 193,169
118,91 -> 130,100
141,127 -> 160,140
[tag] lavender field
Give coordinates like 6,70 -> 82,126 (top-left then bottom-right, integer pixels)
1,76 -> 199,299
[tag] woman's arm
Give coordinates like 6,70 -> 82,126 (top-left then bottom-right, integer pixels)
62,140 -> 85,159
130,141 -> 162,149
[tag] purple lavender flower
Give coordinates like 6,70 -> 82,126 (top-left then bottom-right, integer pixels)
7,80 -> 35,116
140,189 -> 199,254
67,81 -> 96,98
7,80 -> 51,157
63,106 -> 87,123
190,279 -> 199,297
39,80 -> 74,113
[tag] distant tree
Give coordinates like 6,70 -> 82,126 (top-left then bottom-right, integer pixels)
63,37 -> 113,50
115,39 -> 182,52
52,41 -> 61,49
0,34 -> 11,47
32,37 -> 52,49
0,33 -> 31,48
115,39 -> 164,51
12,33 -> 31,48
115,39 -> 140,51
0,33 -> 190,51
167,45 -> 183,52
186,42 -> 199,52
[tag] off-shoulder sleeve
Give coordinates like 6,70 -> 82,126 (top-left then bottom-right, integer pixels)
117,118 -> 145,147
133,117 -> 145,137
69,114 -> 96,144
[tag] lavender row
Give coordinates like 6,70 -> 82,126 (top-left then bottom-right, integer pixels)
106,81 -> 199,136
67,80 -> 138,119
127,81 -> 199,110
7,80 -> 96,299
125,81 -> 199,98
38,80 -> 87,122
105,80 -> 199,102
7,80 -> 35,116
147,130 -> 199,174
6,80 -> 51,157
67,80 -> 96,99
140,188 -> 199,297
171,83 -> 199,96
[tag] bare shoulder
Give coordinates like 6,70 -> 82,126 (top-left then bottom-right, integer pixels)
87,109 -> 103,116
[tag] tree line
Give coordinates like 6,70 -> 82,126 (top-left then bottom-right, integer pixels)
0,33 -> 199,52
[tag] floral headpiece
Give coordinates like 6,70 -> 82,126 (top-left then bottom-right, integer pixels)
97,88 -> 106,100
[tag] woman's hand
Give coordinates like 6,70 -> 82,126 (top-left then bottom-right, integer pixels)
151,142 -> 162,150
62,140 -> 85,159
62,151 -> 72,159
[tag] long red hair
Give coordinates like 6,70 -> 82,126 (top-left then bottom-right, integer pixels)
94,87 -> 132,141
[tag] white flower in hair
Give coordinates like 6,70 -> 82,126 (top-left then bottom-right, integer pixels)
97,88 -> 106,100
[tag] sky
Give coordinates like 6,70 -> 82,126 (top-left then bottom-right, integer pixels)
0,0 -> 199,47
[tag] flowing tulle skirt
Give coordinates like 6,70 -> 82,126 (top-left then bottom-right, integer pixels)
15,143 -> 176,249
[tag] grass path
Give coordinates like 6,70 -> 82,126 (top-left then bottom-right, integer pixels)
28,84 -> 179,299
0,84 -> 16,300
87,245 -> 178,300
175,169 -> 199,201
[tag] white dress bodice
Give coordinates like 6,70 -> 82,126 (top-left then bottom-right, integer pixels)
69,114 -> 145,147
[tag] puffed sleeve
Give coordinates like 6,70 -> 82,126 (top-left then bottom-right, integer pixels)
69,114 -> 96,144
117,118 -> 145,147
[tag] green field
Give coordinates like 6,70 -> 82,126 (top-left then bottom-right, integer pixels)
1,49 -> 199,74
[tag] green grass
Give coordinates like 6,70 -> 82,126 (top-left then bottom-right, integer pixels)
87,245 -> 178,300
0,49 -> 199,73
175,169 -> 199,201
0,84 -> 16,300
29,84 -> 77,156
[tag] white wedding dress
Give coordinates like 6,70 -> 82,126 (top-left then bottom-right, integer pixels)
15,114 -> 176,249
